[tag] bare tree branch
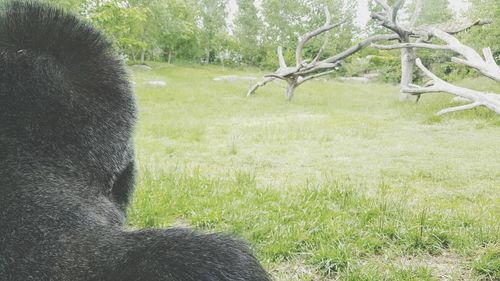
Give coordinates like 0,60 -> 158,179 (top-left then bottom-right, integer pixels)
374,0 -> 391,14
372,42 -> 450,50
436,102 -> 482,116
277,46 -> 287,69
371,0 -> 491,102
296,7 -> 332,65
311,8 -> 334,64
429,19 -> 492,35
264,74 -> 287,79
409,0 -> 422,28
325,34 -> 399,64
371,12 -> 387,23
402,59 -> 500,115
247,77 -> 276,97
311,31 -> 331,64
483,47 -> 497,66
248,33 -> 399,99
297,69 -> 339,85
373,26 -> 500,82
371,0 -> 415,101
371,0 -> 408,37
248,7 -> 399,100
392,0 -> 406,23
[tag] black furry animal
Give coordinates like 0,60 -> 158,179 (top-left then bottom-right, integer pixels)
0,2 -> 270,280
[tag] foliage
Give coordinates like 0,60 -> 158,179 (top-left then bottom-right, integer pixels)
139,0 -> 198,63
340,52 -> 409,84
257,0 -> 357,69
197,0 -> 228,63
414,0 -> 453,25
234,0 -> 266,65
461,0 -> 500,63
371,55 -> 405,84
89,1 -> 148,59
44,0 -> 499,73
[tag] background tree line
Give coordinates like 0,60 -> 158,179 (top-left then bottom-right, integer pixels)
45,0 -> 499,82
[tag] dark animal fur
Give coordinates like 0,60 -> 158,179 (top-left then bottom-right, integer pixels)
0,1 -> 270,280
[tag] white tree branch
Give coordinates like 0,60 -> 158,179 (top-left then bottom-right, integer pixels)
325,33 -> 399,64
374,26 -> 500,82
374,0 -> 391,14
248,8 -> 399,100
247,77 -> 276,96
402,58 -> 500,115
277,46 -> 287,69
483,47 -> 496,65
372,42 -> 450,50
392,0 -> 406,23
296,7 -> 334,65
434,19 -> 492,35
371,0 -> 408,37
297,69 -> 338,85
436,102 -> 482,115
409,0 -> 422,28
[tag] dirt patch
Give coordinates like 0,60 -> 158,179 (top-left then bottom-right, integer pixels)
396,252 -> 473,280
270,259 -> 333,281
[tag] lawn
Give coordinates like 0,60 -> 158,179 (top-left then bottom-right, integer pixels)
127,62 -> 500,280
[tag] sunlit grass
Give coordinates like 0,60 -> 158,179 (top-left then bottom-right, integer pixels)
128,63 -> 500,280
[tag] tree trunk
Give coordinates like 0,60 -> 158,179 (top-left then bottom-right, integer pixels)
167,51 -> 172,64
285,82 -> 297,101
206,49 -> 210,64
400,38 -> 416,101
140,49 -> 145,65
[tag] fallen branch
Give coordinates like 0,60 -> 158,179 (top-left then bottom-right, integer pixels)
373,27 -> 500,82
247,77 -> 276,97
402,58 -> 500,115
436,102 -> 481,115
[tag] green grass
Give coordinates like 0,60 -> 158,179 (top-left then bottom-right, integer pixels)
128,62 -> 500,280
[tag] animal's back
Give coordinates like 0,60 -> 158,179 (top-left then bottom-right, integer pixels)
0,2 -> 270,280
0,1 -> 136,279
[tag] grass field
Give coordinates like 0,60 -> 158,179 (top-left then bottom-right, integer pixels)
127,62 -> 500,280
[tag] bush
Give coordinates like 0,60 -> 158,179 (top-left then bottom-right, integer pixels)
369,55 -> 403,84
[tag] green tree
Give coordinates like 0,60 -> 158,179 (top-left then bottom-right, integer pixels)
463,0 -> 500,61
415,0 -> 453,25
261,0 -> 309,50
258,0 -> 356,68
234,0 -> 265,65
89,0 -> 148,61
158,0 -> 198,63
307,0 -> 358,56
197,0 -> 228,63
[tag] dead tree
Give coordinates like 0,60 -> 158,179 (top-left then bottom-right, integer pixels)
373,26 -> 500,115
371,0 -> 419,101
371,0 -> 491,101
247,8 -> 398,101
